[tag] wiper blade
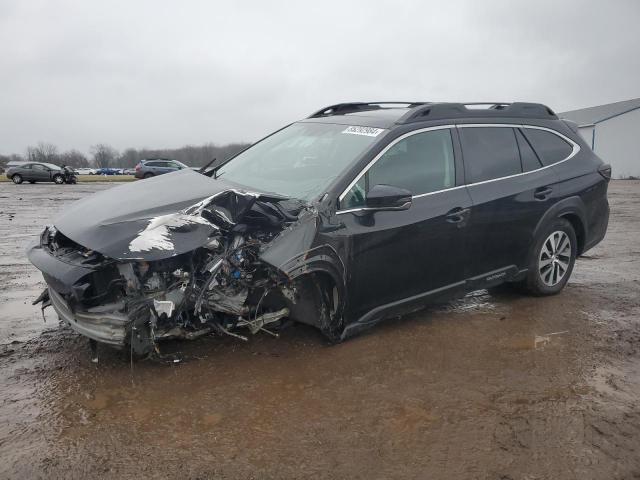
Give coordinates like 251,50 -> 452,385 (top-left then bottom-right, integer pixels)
198,157 -> 217,175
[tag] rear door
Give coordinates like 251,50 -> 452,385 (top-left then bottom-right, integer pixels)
336,127 -> 472,319
459,125 -> 568,283
156,161 -> 175,174
145,161 -> 162,174
17,163 -> 33,179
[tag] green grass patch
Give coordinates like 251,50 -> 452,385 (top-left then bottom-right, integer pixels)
76,175 -> 136,182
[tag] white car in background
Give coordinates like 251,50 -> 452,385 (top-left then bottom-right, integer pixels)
75,168 -> 97,175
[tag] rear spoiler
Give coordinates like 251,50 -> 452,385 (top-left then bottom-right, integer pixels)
561,119 -> 580,134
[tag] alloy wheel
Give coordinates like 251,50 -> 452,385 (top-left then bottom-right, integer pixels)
538,230 -> 571,287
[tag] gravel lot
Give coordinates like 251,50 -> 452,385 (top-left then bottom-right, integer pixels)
1,180 -> 639,479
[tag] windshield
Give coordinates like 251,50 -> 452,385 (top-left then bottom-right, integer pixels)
216,122 -> 385,200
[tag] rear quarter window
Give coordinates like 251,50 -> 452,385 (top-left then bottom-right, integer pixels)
459,127 -> 521,183
522,128 -> 573,166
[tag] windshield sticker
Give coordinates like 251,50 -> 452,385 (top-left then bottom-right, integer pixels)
342,126 -> 385,137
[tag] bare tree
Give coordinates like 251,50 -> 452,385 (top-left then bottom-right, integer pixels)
117,148 -> 142,168
60,149 -> 90,168
9,142 -> 249,170
26,142 -> 59,164
91,144 -> 118,168
108,142 -> 249,168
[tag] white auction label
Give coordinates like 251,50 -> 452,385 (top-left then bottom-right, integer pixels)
341,126 -> 385,137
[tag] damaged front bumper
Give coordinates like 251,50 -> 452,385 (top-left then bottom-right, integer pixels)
27,182 -> 342,357
48,288 -> 129,347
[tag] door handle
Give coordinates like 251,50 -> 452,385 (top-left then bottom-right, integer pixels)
534,186 -> 553,200
446,207 -> 470,224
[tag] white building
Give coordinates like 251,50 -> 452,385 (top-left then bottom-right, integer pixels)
559,98 -> 640,178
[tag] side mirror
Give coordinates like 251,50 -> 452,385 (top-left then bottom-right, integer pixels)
365,184 -> 412,211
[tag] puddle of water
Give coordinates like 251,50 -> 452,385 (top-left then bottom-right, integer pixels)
0,297 -> 58,345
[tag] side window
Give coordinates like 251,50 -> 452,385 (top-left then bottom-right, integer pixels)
522,128 -> 573,166
515,129 -> 543,172
146,161 -> 160,167
22,164 -> 32,169
341,129 -> 455,209
32,164 -> 47,171
459,127 -> 521,183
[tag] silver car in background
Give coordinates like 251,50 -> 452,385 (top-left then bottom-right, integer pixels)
6,162 -> 67,184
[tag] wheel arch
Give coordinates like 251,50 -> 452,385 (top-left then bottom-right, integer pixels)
274,245 -> 346,316
261,240 -> 347,335
534,196 -> 587,255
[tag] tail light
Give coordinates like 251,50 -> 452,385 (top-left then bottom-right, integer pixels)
135,164 -> 141,171
598,164 -> 612,181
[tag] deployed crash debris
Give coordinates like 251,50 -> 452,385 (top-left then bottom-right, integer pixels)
28,171 -> 344,357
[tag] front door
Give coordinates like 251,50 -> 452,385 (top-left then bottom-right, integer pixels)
31,164 -> 51,181
335,127 -> 472,321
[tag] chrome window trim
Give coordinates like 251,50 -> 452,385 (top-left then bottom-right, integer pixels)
335,123 -> 580,215
337,125 -> 453,203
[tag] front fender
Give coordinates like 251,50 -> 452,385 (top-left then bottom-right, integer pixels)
259,214 -> 345,282
259,212 -> 346,309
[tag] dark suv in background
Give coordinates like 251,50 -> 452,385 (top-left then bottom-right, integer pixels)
28,101 -> 610,356
134,158 -> 189,179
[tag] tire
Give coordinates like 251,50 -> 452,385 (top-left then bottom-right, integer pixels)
12,174 -> 23,184
522,218 -> 576,296
284,275 -> 344,343
143,172 -> 154,179
53,174 -> 64,184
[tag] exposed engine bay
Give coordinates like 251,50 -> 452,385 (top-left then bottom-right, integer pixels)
29,182 -> 340,358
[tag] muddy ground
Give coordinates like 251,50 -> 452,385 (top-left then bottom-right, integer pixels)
0,180 -> 639,480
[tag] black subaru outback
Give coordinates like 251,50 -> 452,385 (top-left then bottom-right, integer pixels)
28,102 -> 610,356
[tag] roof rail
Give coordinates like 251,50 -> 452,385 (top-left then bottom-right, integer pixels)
397,102 -> 557,124
308,101 -> 425,118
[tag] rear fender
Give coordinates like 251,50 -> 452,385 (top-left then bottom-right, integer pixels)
533,196 -> 587,253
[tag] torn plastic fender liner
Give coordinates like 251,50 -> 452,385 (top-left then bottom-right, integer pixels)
259,213 -> 346,316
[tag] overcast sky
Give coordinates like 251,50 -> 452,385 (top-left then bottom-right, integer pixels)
1,0 -> 639,155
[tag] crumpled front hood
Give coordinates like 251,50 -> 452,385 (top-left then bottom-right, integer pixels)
53,169 -> 282,261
